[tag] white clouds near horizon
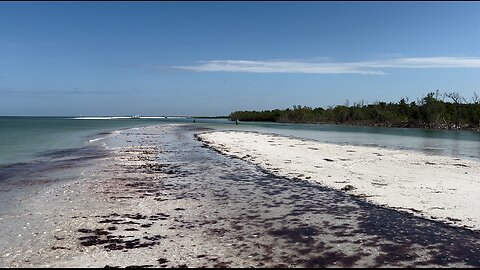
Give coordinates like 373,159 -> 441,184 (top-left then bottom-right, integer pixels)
173,57 -> 480,75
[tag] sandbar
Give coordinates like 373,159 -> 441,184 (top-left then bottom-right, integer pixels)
197,130 -> 480,231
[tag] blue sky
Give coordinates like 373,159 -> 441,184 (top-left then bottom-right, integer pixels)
1,2 -> 480,116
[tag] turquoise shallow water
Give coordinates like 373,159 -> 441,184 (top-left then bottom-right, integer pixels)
1,116 -> 480,167
0,117 -> 194,165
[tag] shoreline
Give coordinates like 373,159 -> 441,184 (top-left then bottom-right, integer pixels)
197,130 -> 480,232
2,124 -> 480,267
231,119 -> 480,133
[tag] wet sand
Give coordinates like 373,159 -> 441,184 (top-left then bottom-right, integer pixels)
1,125 -> 480,267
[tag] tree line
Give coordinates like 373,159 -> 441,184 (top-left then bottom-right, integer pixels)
229,91 -> 480,131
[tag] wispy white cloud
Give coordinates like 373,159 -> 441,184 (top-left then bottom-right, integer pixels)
172,57 -> 480,75
365,57 -> 480,68
174,60 -> 386,75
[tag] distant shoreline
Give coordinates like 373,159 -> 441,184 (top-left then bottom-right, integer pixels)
231,118 -> 480,133
228,92 -> 480,133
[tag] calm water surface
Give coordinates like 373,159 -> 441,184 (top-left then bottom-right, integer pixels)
0,117 -> 187,165
1,116 -> 479,167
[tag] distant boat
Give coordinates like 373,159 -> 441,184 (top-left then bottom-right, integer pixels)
130,115 -> 141,119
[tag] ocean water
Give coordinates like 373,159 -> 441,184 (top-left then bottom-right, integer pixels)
0,116 -> 196,166
1,116 -> 479,169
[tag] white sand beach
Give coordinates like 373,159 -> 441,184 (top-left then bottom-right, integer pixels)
198,130 -> 480,231
2,125 -> 480,268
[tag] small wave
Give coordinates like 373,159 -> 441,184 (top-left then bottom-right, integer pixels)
88,137 -> 105,143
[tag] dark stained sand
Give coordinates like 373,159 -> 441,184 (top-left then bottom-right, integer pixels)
0,124 -> 479,267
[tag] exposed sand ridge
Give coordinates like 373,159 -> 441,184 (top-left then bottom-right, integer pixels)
197,130 -> 480,231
